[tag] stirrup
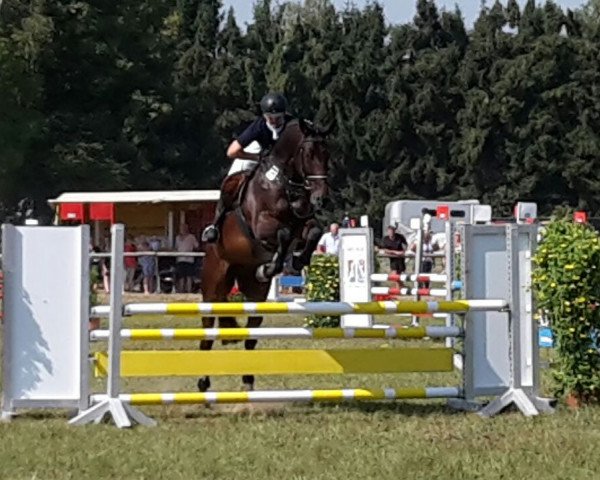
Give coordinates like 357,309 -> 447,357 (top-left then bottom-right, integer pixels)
202,225 -> 219,243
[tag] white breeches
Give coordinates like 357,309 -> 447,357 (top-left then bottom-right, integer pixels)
227,141 -> 261,176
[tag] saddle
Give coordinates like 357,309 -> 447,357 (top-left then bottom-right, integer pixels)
220,171 -> 251,210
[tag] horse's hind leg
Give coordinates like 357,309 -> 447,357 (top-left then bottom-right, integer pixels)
198,246 -> 235,393
237,269 -> 271,391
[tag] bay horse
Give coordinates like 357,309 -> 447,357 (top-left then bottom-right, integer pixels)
198,118 -> 332,392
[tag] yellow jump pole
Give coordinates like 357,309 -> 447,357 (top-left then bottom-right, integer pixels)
90,387 -> 462,406
91,299 -> 507,317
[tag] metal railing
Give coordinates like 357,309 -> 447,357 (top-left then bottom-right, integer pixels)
90,251 -> 205,294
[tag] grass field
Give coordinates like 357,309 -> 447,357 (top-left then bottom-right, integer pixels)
1,293 -> 599,480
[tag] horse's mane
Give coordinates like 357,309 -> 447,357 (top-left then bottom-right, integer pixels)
260,117 -> 329,169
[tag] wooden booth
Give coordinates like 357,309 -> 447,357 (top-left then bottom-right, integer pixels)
47,190 -> 219,250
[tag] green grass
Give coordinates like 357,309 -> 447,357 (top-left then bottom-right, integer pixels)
1,305 -> 599,480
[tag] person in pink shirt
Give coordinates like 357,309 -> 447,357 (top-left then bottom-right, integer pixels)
124,234 -> 138,292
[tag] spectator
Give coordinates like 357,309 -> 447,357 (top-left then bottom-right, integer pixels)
410,230 -> 441,288
149,236 -> 161,252
89,242 -> 102,290
176,223 -> 199,293
101,239 -> 111,293
316,222 -> 340,255
138,240 -> 156,295
124,234 -> 138,292
380,225 -> 408,287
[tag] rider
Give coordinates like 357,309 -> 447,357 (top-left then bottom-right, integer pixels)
201,92 -> 293,243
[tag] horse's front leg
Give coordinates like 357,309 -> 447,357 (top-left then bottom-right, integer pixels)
197,316 -> 215,393
242,315 -> 263,391
293,220 -> 323,271
256,227 -> 292,282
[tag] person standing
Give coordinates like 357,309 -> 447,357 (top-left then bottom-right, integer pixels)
381,225 -> 408,276
138,240 -> 156,295
124,235 -> 138,292
316,222 -> 340,255
176,223 -> 199,293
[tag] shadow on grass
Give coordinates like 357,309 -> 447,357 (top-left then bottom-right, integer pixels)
313,400 -> 470,417
177,399 -> 473,420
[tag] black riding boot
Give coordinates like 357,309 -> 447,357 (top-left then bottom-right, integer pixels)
202,200 -> 226,243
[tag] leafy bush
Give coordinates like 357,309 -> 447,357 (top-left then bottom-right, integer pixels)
227,285 -> 246,302
532,217 -> 600,403
304,254 -> 340,327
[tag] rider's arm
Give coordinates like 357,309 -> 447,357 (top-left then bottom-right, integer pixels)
228,118 -> 264,161
226,140 -> 260,161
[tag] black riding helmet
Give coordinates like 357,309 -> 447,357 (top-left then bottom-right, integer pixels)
260,93 -> 288,114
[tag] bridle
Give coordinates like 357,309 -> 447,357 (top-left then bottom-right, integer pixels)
291,136 -> 328,190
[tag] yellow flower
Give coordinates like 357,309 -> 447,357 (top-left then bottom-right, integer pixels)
565,264 -> 575,270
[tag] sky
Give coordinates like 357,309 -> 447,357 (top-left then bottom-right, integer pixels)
222,0 -> 587,29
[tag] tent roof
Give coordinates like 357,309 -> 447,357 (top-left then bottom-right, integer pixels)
47,190 -> 220,205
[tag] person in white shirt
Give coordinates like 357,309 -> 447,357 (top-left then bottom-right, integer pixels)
316,222 -> 340,255
175,223 -> 199,293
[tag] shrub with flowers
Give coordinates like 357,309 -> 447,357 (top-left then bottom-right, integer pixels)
304,254 -> 340,327
532,216 -> 600,404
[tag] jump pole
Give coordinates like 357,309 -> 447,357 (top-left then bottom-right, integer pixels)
90,387 -> 462,406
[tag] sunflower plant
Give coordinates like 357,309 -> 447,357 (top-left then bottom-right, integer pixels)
304,254 -> 340,327
532,216 -> 600,404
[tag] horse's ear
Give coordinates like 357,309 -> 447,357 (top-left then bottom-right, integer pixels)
299,118 -> 315,136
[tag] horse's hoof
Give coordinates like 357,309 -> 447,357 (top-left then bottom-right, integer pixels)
197,378 -> 211,392
255,264 -> 271,283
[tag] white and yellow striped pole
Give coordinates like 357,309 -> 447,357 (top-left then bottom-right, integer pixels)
91,387 -> 461,406
91,299 -> 507,317
90,325 -> 463,341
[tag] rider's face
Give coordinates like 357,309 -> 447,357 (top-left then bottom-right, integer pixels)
264,113 -> 285,129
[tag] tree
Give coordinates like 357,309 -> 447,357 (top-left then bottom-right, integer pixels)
0,0 -> 52,212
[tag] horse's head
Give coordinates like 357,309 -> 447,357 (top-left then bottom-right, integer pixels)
291,119 -> 333,209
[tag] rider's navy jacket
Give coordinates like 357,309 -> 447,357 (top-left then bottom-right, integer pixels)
236,115 -> 294,150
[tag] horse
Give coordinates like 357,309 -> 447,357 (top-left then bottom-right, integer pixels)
198,118 -> 332,393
